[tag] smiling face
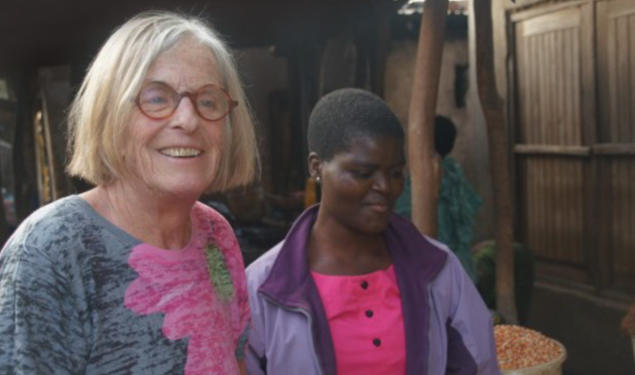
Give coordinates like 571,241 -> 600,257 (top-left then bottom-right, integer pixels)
122,36 -> 226,199
312,135 -> 406,235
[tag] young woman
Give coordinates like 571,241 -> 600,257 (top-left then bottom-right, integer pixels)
245,88 -> 500,375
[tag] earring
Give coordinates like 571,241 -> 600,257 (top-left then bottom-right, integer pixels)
315,176 -> 321,185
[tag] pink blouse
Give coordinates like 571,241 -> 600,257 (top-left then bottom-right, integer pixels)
311,265 -> 406,375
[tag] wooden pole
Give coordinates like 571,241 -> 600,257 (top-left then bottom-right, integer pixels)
474,0 -> 518,323
408,0 -> 448,237
11,70 -> 38,223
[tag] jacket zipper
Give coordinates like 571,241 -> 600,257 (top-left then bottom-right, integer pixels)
260,293 -> 324,375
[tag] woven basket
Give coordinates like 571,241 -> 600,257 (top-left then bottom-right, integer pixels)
502,340 -> 566,375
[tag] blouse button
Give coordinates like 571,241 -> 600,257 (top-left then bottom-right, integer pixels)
365,310 -> 374,318
373,338 -> 381,347
361,280 -> 369,289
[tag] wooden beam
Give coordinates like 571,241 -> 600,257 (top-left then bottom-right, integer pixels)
509,0 -> 588,21
515,143 -> 635,156
592,143 -> 635,155
475,0 -> 518,323
407,0 -> 448,237
514,144 -> 591,156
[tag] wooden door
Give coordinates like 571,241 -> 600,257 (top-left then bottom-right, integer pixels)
596,0 -> 635,292
512,2 -> 595,284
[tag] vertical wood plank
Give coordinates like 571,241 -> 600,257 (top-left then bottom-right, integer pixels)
545,32 -> 552,143
596,1 -> 610,143
570,161 -> 576,262
561,29 -> 568,145
543,157 -> 551,259
526,159 -> 532,252
594,2 -> 614,289
618,160 -> 626,275
613,161 -> 624,275
577,161 -> 585,264
530,35 -> 538,143
520,34 -> 528,143
555,158 -> 562,260
593,156 -> 611,288
565,28 -> 574,146
542,33 -> 549,144
631,14 -> 635,142
533,158 -> 541,258
580,3 -> 597,147
532,158 -> 539,258
580,3 -> 597,282
521,33 -> 528,143
572,27 -> 582,145
529,35 -> 535,142
608,18 -> 619,141
617,16 -> 630,141
630,161 -> 633,275
627,162 -> 634,272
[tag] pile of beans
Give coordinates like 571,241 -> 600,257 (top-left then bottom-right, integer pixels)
494,324 -> 563,370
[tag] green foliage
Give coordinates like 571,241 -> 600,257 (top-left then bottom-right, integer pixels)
474,240 -> 535,324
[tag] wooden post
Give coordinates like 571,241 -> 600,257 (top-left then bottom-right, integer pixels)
408,0 -> 448,237
11,71 -> 38,223
369,2 -> 392,98
474,0 -> 518,323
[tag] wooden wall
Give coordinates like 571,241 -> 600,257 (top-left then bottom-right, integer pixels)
511,0 -> 634,295
596,0 -> 635,292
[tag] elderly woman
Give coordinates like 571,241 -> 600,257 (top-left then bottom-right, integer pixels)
0,12 -> 257,375
246,89 -> 499,375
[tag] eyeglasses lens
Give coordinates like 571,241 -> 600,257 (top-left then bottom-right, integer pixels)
138,83 -> 231,121
138,83 -> 176,118
196,87 -> 227,120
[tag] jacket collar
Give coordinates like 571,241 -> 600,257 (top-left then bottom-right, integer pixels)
385,212 -> 448,375
258,205 -> 335,373
258,205 -> 319,310
258,205 -> 448,375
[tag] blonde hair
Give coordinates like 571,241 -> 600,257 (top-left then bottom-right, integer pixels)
67,11 -> 259,192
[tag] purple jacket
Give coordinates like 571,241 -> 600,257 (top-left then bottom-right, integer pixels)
245,206 -> 500,375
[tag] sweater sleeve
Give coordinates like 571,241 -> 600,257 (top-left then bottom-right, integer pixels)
0,241 -> 90,375
444,252 -> 501,375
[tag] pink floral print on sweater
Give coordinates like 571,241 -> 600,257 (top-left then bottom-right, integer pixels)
124,202 -> 249,374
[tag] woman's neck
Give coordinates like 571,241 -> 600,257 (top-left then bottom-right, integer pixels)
308,213 -> 392,275
81,183 -> 196,249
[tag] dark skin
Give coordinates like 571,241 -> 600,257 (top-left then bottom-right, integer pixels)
307,135 -> 406,275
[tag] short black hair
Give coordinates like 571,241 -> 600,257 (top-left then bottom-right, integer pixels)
434,115 -> 457,157
307,88 -> 404,160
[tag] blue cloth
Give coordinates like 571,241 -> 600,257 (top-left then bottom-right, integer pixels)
395,157 -> 482,280
437,157 -> 482,280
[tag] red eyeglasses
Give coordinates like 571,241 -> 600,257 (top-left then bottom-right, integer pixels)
135,81 -> 238,121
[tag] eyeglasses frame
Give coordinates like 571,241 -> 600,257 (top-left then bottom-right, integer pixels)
135,81 -> 239,122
